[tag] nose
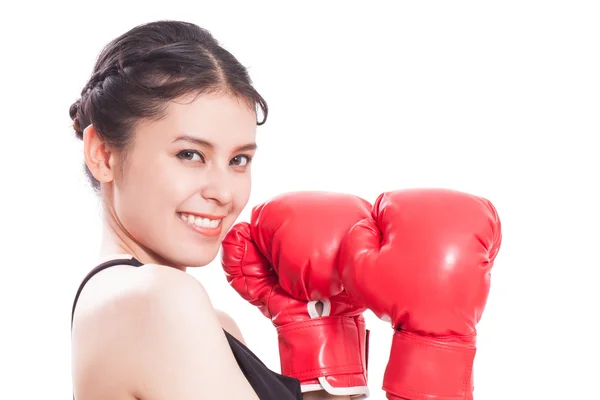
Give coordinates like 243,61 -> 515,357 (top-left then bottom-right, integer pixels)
200,164 -> 234,206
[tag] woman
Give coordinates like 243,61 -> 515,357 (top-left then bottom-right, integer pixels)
69,20 -> 354,399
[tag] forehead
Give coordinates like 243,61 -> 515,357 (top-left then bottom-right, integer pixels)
135,93 -> 257,148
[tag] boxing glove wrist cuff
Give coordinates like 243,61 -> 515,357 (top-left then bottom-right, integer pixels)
277,315 -> 368,395
383,330 -> 476,400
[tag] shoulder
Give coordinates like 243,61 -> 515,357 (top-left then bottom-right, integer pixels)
71,263 -> 219,397
72,263 -> 210,332
72,262 -> 212,339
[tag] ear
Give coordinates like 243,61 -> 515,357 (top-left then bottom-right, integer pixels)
82,125 -> 115,184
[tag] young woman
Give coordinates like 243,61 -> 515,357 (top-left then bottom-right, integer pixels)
69,20 -> 354,400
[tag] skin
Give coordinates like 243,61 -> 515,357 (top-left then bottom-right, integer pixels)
71,92 -> 349,400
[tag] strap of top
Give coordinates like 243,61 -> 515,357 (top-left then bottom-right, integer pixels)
71,257 -> 144,329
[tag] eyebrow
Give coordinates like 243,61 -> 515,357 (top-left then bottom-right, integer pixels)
173,135 -> 257,152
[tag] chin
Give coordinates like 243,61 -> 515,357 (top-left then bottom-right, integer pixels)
166,212 -> 232,268
185,257 -> 217,268
170,244 -> 221,269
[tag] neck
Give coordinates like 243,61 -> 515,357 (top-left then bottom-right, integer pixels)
99,202 -> 187,272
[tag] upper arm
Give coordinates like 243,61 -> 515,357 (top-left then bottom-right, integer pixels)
71,264 -> 258,400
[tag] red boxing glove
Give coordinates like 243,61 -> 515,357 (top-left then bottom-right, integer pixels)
340,188 -> 502,400
222,191 -> 371,397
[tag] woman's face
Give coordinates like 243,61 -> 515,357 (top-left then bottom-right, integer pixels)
106,93 -> 257,268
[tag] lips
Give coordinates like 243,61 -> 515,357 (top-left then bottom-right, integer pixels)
177,212 -> 224,237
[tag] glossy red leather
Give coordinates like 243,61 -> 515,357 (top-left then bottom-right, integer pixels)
341,188 -> 502,399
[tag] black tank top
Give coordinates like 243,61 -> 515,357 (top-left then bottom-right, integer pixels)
71,257 -> 302,400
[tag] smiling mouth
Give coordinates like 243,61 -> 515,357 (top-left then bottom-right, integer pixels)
177,212 -> 224,237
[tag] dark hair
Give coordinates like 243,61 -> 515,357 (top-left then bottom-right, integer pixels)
69,20 -> 268,192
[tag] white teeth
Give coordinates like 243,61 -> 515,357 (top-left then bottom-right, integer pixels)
194,217 -> 210,228
180,213 -> 221,228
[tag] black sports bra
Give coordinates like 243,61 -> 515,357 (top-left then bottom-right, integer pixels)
71,257 -> 302,399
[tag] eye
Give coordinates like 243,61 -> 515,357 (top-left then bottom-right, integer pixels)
230,154 -> 252,167
177,150 -> 205,162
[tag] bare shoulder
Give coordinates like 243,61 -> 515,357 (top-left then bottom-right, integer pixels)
71,264 -> 208,398
72,263 -> 209,340
72,263 -> 257,399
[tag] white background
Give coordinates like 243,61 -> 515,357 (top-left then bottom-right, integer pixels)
1,1 -> 599,399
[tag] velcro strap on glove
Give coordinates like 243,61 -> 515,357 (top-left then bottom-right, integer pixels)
383,330 -> 476,400
277,315 -> 366,381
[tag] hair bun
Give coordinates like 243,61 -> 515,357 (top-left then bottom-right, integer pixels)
69,100 -> 84,140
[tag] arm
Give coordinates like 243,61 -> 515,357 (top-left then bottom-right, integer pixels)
71,264 -> 259,400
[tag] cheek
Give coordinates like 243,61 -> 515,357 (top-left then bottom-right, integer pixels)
219,173 -> 251,240
114,157 -> 186,237
233,173 -> 252,212
127,159 -> 181,206
228,172 -> 252,220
